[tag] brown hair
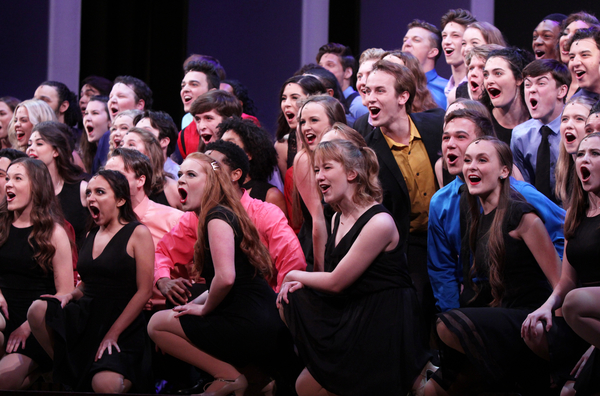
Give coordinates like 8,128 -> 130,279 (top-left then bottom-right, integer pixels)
0,157 -> 66,273
382,51 -> 438,112
186,152 -> 274,281
565,132 -> 600,238
125,127 -> 170,195
465,21 -> 506,47
465,137 -> 519,307
370,60 -> 416,113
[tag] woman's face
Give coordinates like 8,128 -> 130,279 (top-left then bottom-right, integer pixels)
467,55 -> 487,100
462,140 -> 509,199
26,131 -> 58,166
177,158 -> 209,213
86,175 -> 124,226
83,100 -> 111,143
462,27 -> 486,58
122,132 -> 148,156
561,102 -> 591,154
484,57 -> 521,109
299,102 -> 332,152
559,20 -> 590,64
315,157 -> 354,205
576,135 -> 600,194
5,163 -> 33,214
586,112 -> 600,134
0,102 -> 14,140
110,114 -> 135,148
13,107 -> 34,149
281,83 -> 306,130
357,59 -> 377,103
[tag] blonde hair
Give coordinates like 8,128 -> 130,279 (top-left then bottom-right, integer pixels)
185,152 -> 274,281
314,140 -> 382,212
555,96 -> 596,205
8,99 -> 57,150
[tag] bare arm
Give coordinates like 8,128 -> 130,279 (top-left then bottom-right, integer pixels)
434,158 -> 444,188
284,212 -> 398,293
294,151 -> 327,272
265,187 -> 288,217
173,218 -> 236,317
96,225 -> 154,360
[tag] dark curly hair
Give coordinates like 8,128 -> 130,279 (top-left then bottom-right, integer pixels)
221,79 -> 258,116
216,116 -> 277,182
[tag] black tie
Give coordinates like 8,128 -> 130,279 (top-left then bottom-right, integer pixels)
535,126 -> 554,201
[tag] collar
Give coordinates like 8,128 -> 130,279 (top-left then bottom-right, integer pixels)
382,117 -> 420,149
134,195 -> 150,218
425,69 -> 438,83
343,86 -> 356,98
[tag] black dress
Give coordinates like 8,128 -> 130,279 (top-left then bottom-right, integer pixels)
567,214 -> 600,394
284,205 -> 430,395
435,201 -> 557,394
0,225 -> 54,370
178,206 -> 293,369
57,180 -> 90,249
242,179 -> 276,202
44,221 -> 152,392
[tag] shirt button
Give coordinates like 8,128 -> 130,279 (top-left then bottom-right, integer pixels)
416,173 -> 420,176
424,192 -> 427,196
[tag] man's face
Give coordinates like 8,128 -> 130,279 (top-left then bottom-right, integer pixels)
108,83 -> 141,121
319,53 -> 348,87
441,22 -> 466,67
524,72 -> 566,124
442,117 -> 480,176
34,85 -> 62,115
104,155 -> 141,200
570,38 -> 600,93
181,71 -> 211,113
402,27 -> 435,67
364,71 -> 406,129
79,84 -> 101,117
194,109 -> 223,145
532,19 -> 561,60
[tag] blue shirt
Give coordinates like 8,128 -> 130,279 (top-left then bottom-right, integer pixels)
92,131 -> 110,175
343,86 -> 369,126
181,113 -> 193,130
511,115 -> 561,189
427,177 -> 565,312
426,69 -> 448,109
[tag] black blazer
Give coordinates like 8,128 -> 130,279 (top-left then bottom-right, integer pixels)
352,113 -> 374,137
365,108 -> 444,244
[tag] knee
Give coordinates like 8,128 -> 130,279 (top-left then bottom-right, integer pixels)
27,300 -> 47,330
147,310 -> 169,340
563,289 -> 591,325
91,372 -> 126,394
523,322 -> 549,360
436,319 -> 453,347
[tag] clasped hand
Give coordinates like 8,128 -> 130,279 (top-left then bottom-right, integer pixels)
521,305 -> 552,341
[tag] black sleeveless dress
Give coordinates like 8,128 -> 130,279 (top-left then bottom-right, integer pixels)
0,225 -> 54,370
178,206 -> 294,369
284,205 -> 430,395
44,221 -> 152,392
242,179 -> 276,202
567,214 -> 600,394
435,201 -> 561,393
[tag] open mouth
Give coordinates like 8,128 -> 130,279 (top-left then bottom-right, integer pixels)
89,205 -> 100,220
305,132 -> 317,145
183,95 -> 192,104
369,107 -> 381,116
575,70 -> 586,79
200,133 -> 213,143
535,50 -> 545,59
529,98 -> 538,110
468,175 -> 481,185
179,188 -> 188,203
487,87 -> 501,99
285,112 -> 295,121
565,132 -> 577,143
110,105 -> 119,117
447,153 -> 458,165
319,183 -> 331,195
113,137 -> 122,147
470,81 -> 480,91
86,124 -> 94,134
445,48 -> 454,56
15,131 -> 25,140
580,166 -> 591,182
6,191 -> 15,202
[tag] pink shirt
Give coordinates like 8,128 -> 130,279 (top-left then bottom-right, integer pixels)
134,196 -> 183,246
155,190 -> 306,292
